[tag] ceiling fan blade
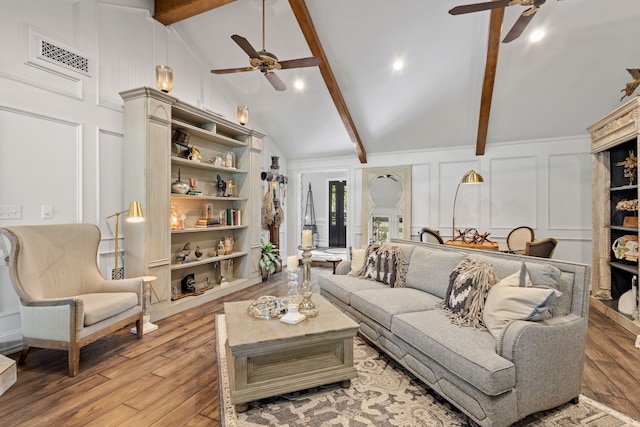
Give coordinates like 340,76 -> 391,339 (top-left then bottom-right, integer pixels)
211,67 -> 255,74
449,0 -> 512,15
278,57 -> 321,69
265,72 -> 286,91
502,6 -> 538,43
231,34 -> 261,59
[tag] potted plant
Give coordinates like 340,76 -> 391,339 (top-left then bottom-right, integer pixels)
259,237 -> 281,281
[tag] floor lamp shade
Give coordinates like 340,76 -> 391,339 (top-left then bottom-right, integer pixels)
452,170 -> 484,239
107,201 -> 145,279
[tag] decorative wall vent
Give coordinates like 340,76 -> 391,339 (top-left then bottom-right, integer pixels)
40,40 -> 89,74
26,26 -> 91,78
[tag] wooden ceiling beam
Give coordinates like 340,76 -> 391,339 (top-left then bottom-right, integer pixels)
288,0 -> 367,164
154,0 -> 236,26
476,7 -> 504,156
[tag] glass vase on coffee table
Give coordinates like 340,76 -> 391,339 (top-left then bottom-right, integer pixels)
298,245 -> 319,317
280,267 -> 305,324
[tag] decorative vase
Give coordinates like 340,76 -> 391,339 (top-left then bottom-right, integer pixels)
171,168 -> 189,194
224,237 -> 234,254
217,240 -> 225,256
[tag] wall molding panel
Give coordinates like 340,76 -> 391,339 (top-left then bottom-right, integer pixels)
547,152 -> 591,231
488,156 -> 538,230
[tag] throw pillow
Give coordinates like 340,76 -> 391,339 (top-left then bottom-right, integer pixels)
357,242 -> 382,276
359,244 -> 406,287
440,257 -> 498,329
348,248 -> 366,276
483,262 -> 562,339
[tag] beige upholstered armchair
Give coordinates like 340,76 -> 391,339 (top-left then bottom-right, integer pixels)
0,224 -> 144,376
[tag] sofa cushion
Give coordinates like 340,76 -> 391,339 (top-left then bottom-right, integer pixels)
318,274 -> 387,305
440,257 -> 498,329
405,246 -> 466,298
361,245 -> 406,287
350,288 -> 441,329
392,310 -> 515,396
483,266 -> 562,339
78,292 -> 139,326
469,254 -> 561,289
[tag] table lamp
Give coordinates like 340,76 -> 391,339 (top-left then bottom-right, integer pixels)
452,170 -> 483,239
107,201 -> 144,279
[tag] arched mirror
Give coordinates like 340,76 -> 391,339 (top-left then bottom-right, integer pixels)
361,166 -> 411,246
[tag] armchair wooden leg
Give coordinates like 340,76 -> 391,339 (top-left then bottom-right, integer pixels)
136,314 -> 143,339
68,342 -> 80,377
18,346 -> 31,365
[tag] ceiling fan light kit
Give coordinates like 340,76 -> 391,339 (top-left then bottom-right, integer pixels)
210,0 -> 320,91
449,0 -> 547,43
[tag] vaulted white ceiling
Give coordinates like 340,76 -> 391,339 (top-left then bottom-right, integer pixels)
172,0 -> 640,161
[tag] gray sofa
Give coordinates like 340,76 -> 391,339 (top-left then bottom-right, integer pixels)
318,239 -> 591,427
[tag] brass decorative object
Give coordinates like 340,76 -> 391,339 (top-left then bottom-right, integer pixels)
620,68 -> 640,101
615,150 -> 637,185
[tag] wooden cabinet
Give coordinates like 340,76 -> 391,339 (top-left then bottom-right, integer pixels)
589,97 -> 640,335
120,87 -> 265,321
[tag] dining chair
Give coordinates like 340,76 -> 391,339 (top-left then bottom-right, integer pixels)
525,237 -> 558,258
419,227 -> 444,244
506,226 -> 535,254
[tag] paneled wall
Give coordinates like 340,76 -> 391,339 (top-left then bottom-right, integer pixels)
0,0 -> 241,354
286,136 -> 592,265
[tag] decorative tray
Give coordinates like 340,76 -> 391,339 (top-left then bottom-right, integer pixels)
612,235 -> 639,262
247,295 -> 287,320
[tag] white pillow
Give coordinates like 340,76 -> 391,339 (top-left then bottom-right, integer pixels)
348,248 -> 366,276
483,263 -> 561,339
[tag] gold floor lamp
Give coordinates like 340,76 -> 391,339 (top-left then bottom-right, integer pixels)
107,201 -> 144,279
451,170 -> 484,239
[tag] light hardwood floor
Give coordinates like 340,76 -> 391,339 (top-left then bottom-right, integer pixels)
1,265 -> 639,426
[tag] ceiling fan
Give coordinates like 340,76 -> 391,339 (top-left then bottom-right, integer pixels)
449,0 -> 547,43
210,0 -> 320,91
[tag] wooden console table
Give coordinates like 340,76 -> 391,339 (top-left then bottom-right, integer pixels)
444,240 -> 499,250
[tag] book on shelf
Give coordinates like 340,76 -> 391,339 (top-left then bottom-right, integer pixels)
224,208 -> 242,226
195,218 -> 221,228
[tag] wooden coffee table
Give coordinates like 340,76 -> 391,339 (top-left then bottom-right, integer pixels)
223,294 -> 359,411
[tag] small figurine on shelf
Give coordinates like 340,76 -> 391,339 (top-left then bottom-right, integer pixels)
216,174 -> 227,197
225,151 -> 235,168
217,240 -> 225,256
194,246 -> 203,260
226,179 -> 234,197
188,146 -> 201,162
176,243 -> 191,263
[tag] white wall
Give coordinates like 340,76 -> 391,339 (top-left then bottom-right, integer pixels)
287,136 -> 592,265
0,0 -> 253,354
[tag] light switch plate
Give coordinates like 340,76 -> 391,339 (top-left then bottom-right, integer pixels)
0,205 -> 22,219
41,205 -> 53,219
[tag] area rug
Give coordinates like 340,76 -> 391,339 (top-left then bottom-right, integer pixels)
216,315 -> 640,426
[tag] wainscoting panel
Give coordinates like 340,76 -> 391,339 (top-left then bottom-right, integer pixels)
548,153 -> 591,231
489,156 -> 537,229
438,161 -> 482,237
412,164 -> 433,232
98,129 -> 125,278
97,3 -> 154,109
0,107 -> 80,224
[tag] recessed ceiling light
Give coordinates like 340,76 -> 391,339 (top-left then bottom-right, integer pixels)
393,60 -> 404,71
530,30 -> 545,42
294,80 -> 305,90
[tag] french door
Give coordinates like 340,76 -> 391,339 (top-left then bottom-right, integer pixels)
329,180 -> 347,247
